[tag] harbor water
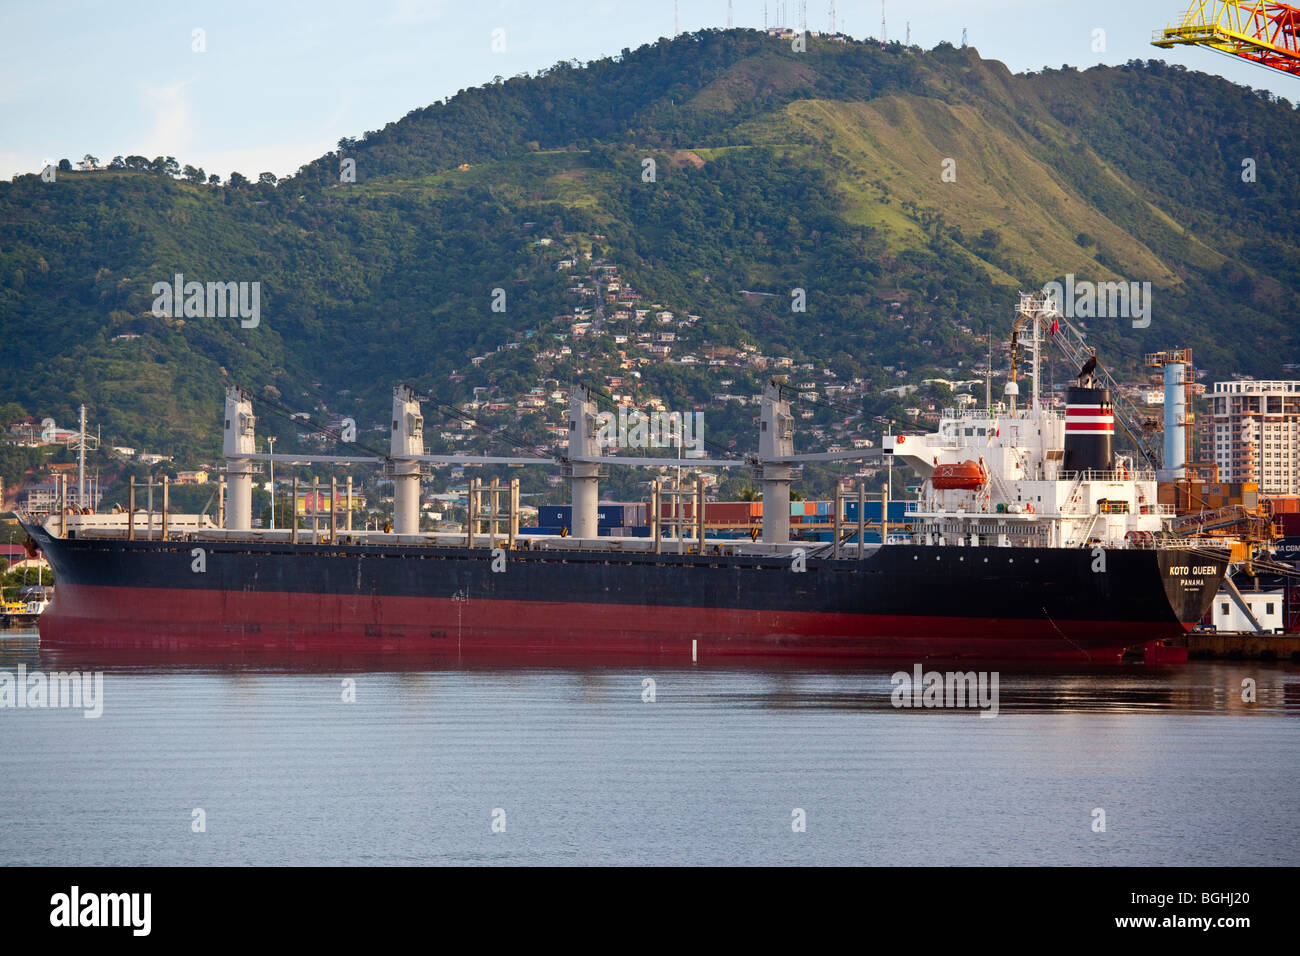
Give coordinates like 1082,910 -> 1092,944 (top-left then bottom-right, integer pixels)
1,630 -> 1297,866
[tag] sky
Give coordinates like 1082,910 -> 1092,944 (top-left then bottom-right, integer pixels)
1,0 -> 1294,181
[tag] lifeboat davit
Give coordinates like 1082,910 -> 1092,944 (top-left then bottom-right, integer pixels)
931,459 -> 988,491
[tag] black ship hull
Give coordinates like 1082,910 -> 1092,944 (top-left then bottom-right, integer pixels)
27,524 -> 1229,662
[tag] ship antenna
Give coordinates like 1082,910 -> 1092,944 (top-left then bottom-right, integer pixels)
985,342 -> 992,412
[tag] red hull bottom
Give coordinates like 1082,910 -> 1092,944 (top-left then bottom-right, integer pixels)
37,585 -> 1189,663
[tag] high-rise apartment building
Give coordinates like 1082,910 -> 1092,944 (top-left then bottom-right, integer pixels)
1209,380 -> 1300,494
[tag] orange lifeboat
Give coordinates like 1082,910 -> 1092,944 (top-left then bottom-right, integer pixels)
931,459 -> 988,491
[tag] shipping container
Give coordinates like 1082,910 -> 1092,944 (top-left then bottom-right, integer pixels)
658,501 -> 703,521
1274,537 -> 1300,564
537,505 -> 569,527
538,503 -> 647,528
842,501 -> 909,523
700,502 -> 756,524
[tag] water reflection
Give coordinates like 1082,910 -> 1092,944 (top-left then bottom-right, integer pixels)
4,630 -> 1297,716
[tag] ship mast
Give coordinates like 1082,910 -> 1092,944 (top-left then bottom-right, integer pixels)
1008,292 -> 1053,415
77,404 -> 86,509
1031,302 -> 1041,413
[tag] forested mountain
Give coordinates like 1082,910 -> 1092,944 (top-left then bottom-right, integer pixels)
2,29 -> 1297,467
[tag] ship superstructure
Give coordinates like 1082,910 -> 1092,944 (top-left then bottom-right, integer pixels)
886,294 -> 1172,551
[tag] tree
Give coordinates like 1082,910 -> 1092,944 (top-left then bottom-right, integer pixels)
207,173 -> 221,186
183,165 -> 206,184
57,158 -> 71,172
82,154 -> 99,167
227,172 -> 250,188
258,172 -> 277,186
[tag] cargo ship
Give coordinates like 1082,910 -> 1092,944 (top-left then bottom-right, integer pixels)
21,294 -> 1230,662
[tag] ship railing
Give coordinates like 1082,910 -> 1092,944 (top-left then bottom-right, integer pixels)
1056,468 -> 1158,483
938,406 -> 1064,422
1107,530 -> 1227,554
1124,535 -> 1227,551
940,407 -> 1001,421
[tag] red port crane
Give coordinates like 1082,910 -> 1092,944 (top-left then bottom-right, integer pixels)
1153,1 -> 1300,76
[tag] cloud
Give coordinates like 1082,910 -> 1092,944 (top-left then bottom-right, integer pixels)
139,82 -> 194,159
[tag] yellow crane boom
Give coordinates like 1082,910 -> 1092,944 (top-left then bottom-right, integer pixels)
1153,2 -> 1300,75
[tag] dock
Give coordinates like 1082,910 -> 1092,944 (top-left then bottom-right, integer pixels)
1186,632 -> 1300,661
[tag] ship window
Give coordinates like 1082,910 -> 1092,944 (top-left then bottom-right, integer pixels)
1220,603 -> 1229,615
1267,603 -> 1276,615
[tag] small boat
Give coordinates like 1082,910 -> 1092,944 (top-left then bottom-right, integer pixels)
931,459 -> 988,491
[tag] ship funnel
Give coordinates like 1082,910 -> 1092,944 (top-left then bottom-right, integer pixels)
1063,386 -> 1114,474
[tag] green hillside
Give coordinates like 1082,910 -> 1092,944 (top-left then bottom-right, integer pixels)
1,30 -> 1297,470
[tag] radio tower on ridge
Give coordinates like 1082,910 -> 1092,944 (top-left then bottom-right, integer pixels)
728,0 -> 733,28
881,1 -> 887,42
